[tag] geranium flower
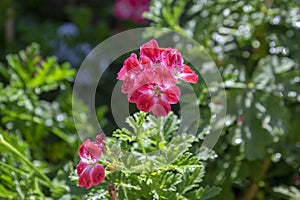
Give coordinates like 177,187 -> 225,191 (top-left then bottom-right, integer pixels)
76,161 -> 105,189
117,39 -> 199,117
128,68 -> 180,117
76,134 -> 105,189
113,0 -> 149,24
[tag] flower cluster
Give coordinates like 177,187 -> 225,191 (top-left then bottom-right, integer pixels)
113,0 -> 149,24
76,134 -> 105,189
117,39 -> 198,117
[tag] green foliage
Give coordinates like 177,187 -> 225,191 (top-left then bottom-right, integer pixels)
0,44 -> 82,199
0,43 -> 77,153
274,186 -> 300,200
1,43 -> 74,92
83,112 -> 220,200
145,0 -> 300,199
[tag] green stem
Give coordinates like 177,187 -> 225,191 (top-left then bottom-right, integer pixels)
0,134 -> 54,188
0,161 -> 50,187
136,125 -> 146,154
137,139 -> 146,154
156,117 -> 164,149
0,160 -> 28,176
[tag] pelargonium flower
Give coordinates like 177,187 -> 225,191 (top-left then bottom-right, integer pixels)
140,40 -> 199,83
129,68 -> 180,117
76,134 -> 105,189
117,39 -> 199,117
113,0 -> 150,24
76,161 -> 105,189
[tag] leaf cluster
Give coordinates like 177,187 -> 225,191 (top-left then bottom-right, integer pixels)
85,112 -> 220,200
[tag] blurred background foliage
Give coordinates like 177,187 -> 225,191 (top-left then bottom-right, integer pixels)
0,0 -> 300,199
0,0 -> 148,199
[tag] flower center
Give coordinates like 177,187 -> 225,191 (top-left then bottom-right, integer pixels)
154,85 -> 161,97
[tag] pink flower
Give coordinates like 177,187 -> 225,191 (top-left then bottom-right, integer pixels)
113,0 -> 150,24
76,161 -> 105,189
117,39 -> 199,117
76,134 -> 105,189
129,68 -> 180,117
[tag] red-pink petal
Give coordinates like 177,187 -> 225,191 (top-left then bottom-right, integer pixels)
78,166 -> 92,189
122,76 -> 135,93
91,164 -> 105,186
128,89 -> 142,103
78,139 -> 104,161
117,53 -> 140,80
76,161 -> 88,176
85,142 -> 103,160
152,67 -> 177,86
135,70 -> 155,88
140,55 -> 152,65
78,139 -> 91,158
95,134 -> 105,153
77,164 -> 105,189
136,93 -> 155,112
179,64 -> 198,83
140,39 -> 162,63
135,83 -> 155,94
113,0 -> 149,24
161,48 -> 183,68
164,86 -> 180,104
151,99 -> 171,117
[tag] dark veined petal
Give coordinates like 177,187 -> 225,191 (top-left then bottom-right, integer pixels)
117,53 -> 140,80
76,161 -> 88,176
78,139 -> 91,159
78,165 -> 93,189
77,163 -> 105,189
78,137 -> 105,162
164,85 -> 180,104
140,55 -> 152,65
140,39 -> 162,63
90,164 -> 105,186
128,88 -> 142,103
136,93 -> 155,112
85,142 -> 103,160
161,48 -> 183,68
